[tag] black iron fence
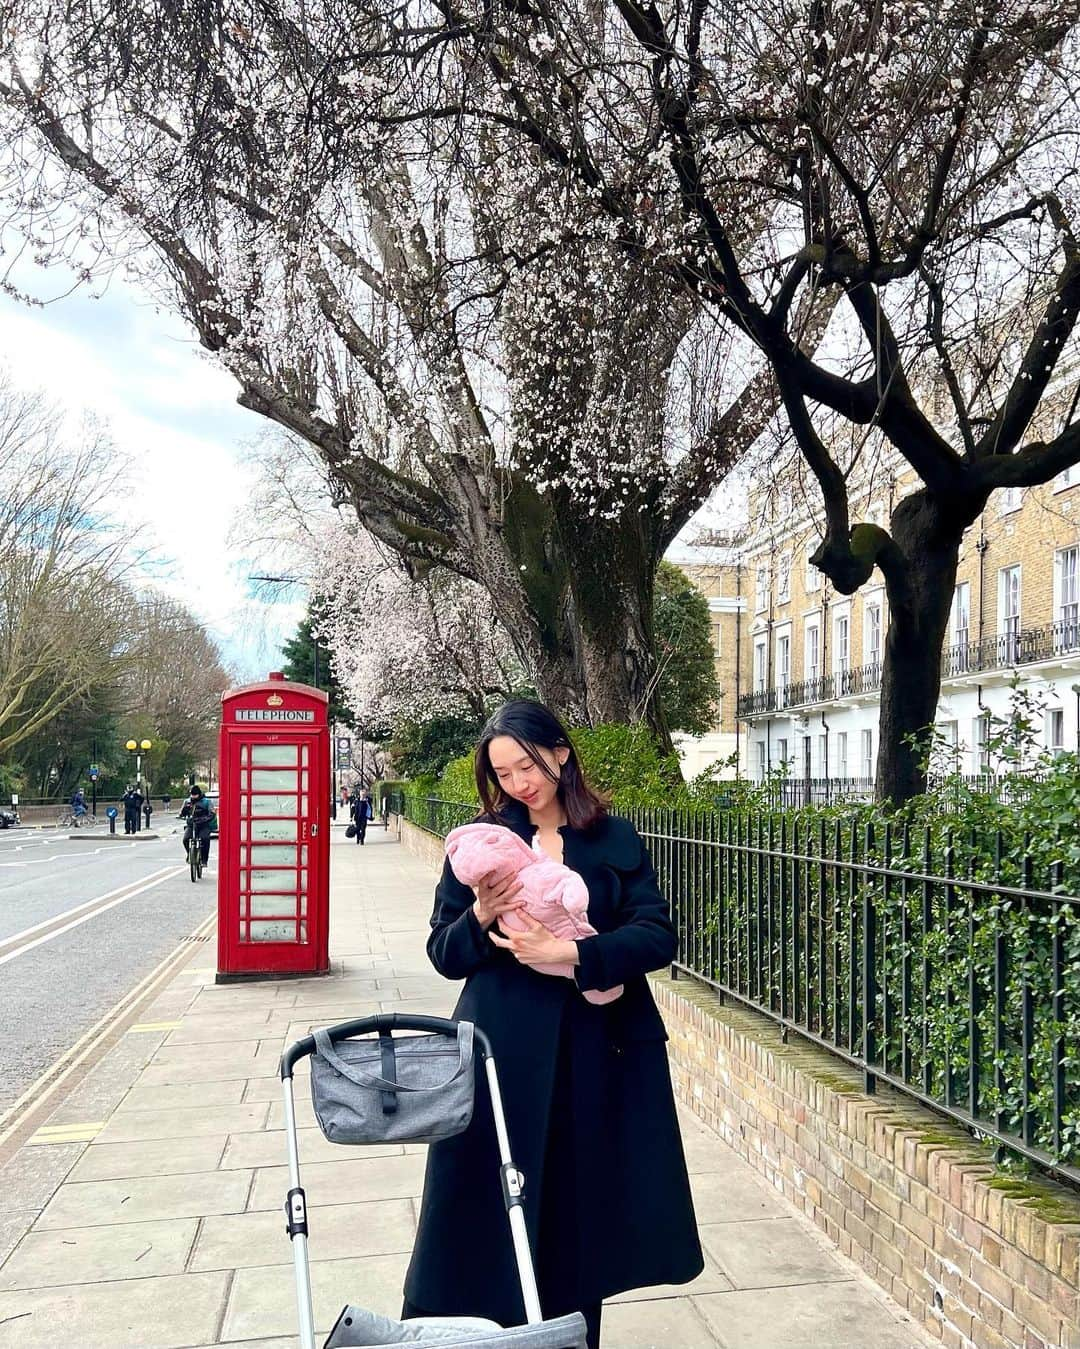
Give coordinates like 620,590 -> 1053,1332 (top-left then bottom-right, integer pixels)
401,793 -> 1080,1183
739,618 -> 1080,718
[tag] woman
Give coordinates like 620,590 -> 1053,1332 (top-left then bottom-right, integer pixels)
403,701 -> 703,1347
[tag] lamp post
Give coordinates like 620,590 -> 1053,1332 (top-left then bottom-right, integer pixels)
125,738 -> 153,829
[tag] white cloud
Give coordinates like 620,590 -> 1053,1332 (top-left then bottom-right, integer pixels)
0,273 -> 304,678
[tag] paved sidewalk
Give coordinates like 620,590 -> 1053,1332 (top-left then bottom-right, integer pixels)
0,828 -> 932,1348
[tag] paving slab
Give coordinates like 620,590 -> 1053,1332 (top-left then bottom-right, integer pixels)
191,1198 -> 416,1271
694,1280 -> 928,1348
0,1217 -> 199,1289
700,1217 -> 853,1290
221,1127 -> 403,1169
115,1080 -> 246,1113
96,1102 -> 270,1144
69,1135 -> 228,1182
0,1269 -> 231,1349
222,1252 -> 412,1341
247,1154 -> 426,1210
35,1169 -> 253,1228
603,1295 -> 719,1348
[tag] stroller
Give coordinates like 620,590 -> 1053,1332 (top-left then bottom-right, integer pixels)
281,1013 -> 589,1349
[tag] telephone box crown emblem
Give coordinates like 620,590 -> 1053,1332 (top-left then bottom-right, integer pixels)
266,693 -> 284,707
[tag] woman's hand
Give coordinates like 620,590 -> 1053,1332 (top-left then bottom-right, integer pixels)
472,871 -> 525,930
489,912 -> 580,968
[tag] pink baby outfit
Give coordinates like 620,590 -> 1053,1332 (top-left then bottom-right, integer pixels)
444,822 -> 623,1005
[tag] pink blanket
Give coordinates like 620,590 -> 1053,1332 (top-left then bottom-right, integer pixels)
445,823 -> 623,1004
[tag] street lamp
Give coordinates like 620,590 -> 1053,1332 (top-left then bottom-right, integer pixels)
125,738 -> 153,798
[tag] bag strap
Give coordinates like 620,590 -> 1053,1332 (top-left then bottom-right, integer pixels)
312,1023 -> 474,1098
378,1033 -> 398,1116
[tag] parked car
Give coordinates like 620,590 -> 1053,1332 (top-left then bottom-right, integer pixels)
0,805 -> 20,829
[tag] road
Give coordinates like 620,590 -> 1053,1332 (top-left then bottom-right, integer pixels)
0,821 -> 217,1114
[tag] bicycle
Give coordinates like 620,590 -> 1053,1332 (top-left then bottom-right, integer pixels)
187,830 -> 204,882
57,808 -> 97,829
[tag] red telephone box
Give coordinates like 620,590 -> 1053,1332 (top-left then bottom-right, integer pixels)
216,673 -> 331,982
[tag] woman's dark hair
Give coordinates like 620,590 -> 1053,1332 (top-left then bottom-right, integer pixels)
474,700 -> 608,831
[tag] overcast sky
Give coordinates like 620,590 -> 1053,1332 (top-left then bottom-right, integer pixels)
0,268 -> 304,682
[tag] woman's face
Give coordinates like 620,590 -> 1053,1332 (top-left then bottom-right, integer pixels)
487,735 -> 569,813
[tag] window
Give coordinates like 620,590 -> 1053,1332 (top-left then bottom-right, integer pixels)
972,716 -> 990,774
833,612 -> 850,677
776,738 -> 789,768
864,599 -> 883,667
837,731 -> 848,778
756,740 -> 768,780
1055,464 -> 1079,492
1000,565 -> 1021,662
999,486 -> 1023,514
1056,547 -> 1079,650
861,729 -> 874,779
818,734 -> 827,776
754,641 -> 768,694
711,620 -> 723,657
951,582 -> 971,671
776,633 -> 791,702
755,565 -> 769,613
1047,709 -> 1065,755
805,555 -> 822,593
805,620 -> 821,682
777,551 -> 792,603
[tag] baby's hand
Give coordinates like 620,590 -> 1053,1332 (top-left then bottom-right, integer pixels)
473,871 -> 524,929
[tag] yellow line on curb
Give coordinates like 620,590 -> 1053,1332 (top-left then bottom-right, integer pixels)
128,1021 -> 182,1033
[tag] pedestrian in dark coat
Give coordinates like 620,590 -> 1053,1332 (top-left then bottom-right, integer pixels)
403,701 -> 702,1348
122,786 -> 142,835
350,790 -> 373,845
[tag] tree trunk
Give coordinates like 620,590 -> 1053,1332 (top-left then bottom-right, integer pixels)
875,492 -> 976,804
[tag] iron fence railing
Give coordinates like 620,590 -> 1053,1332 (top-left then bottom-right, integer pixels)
739,619 -> 1080,717
401,793 -> 1080,1183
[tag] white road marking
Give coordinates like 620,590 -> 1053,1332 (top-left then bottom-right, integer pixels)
0,867 -> 186,968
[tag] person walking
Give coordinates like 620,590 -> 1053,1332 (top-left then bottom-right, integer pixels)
403,700 -> 703,1347
121,785 -> 142,835
350,789 -> 373,844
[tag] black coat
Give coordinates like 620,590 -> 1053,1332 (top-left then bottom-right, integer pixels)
403,803 -> 703,1325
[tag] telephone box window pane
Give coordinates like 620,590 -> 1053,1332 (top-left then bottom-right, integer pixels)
241,745 -> 251,766
300,845 -> 308,867
299,894 -> 308,917
248,919 -> 298,942
252,744 -> 299,766
299,921 -> 308,942
251,845 -> 297,865
250,794 -> 297,816
251,769 -> 299,790
250,869 -> 297,891
250,895 -> 298,918
250,819 -> 298,842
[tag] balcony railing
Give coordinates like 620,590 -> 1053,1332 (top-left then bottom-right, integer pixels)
738,619 -> 1080,717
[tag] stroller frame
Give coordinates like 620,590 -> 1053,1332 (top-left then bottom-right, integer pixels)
281,1012 -> 573,1349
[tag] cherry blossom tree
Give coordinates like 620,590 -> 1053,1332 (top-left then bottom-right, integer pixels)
0,0 -> 788,749
387,0 -> 1080,801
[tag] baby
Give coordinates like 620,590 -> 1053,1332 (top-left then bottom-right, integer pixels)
444,822 -> 623,1005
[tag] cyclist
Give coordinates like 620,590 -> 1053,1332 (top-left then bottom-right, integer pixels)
179,785 -> 214,868
71,787 -> 88,824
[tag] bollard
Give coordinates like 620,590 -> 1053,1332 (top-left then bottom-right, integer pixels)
106,806 -> 118,836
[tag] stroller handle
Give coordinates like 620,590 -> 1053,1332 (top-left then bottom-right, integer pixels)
280,1013 -> 492,1079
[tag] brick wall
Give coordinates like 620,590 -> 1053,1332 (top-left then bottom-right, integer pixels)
653,973 -> 1080,1349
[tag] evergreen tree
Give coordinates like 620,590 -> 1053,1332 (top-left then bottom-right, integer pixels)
281,605 -> 353,728
653,563 -> 721,739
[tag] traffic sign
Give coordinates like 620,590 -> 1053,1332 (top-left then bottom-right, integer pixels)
89,771 -> 99,782
90,763 -> 99,773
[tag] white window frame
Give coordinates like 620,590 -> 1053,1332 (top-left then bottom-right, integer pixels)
1000,565 -> 1021,662
805,556 -> 822,594
1047,708 -> 1065,755
972,715 -> 990,774
776,738 -> 789,769
754,640 -> 768,694
804,618 -> 821,682
864,595 -> 883,668
755,565 -> 769,614
817,734 -> 827,777
999,486 -> 1023,515
775,627 -> 791,704
712,620 -> 723,657
836,731 -> 849,778
833,609 -> 851,677
756,740 -> 768,780
861,728 -> 874,779
1055,546 -> 1079,650
1054,464 -> 1078,493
